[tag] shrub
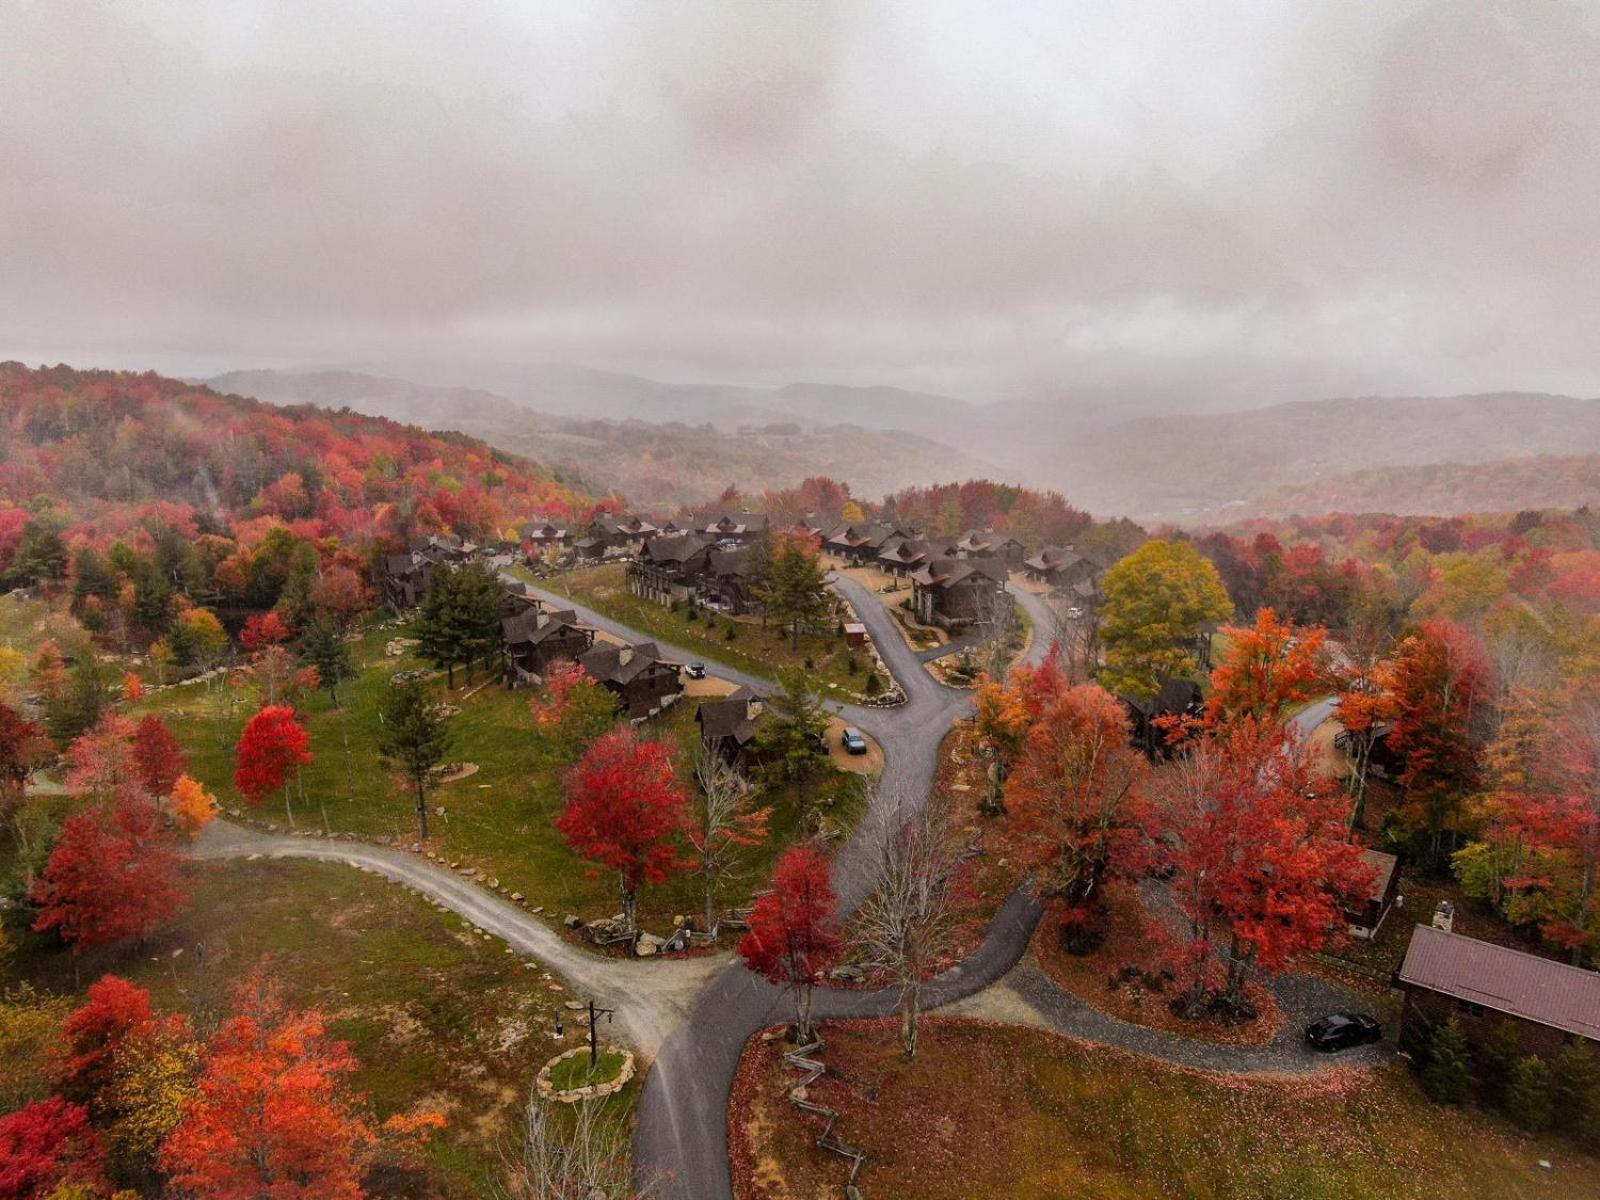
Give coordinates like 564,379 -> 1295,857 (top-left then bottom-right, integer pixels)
803,656 -> 814,670
865,674 -> 882,697
1421,1018 -> 1469,1103
1507,1055 -> 1554,1133
845,654 -> 859,675
724,625 -> 737,642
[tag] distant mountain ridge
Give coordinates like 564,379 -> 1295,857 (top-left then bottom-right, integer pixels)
209,368 -> 1600,525
1045,392 -> 1600,522
1212,453 -> 1600,522
207,368 -> 1004,508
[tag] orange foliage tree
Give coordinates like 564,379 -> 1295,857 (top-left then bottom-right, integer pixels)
1202,607 -> 1327,728
1005,684 -> 1152,949
159,971 -> 440,1200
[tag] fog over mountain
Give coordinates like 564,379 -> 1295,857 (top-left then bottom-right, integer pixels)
6,1 -> 1600,424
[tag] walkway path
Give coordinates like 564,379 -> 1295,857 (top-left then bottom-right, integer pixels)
189,820 -> 727,1057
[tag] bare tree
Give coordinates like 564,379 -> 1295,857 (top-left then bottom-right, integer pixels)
852,793 -> 960,1059
499,1093 -> 648,1200
972,582 -> 1021,683
689,752 -> 770,939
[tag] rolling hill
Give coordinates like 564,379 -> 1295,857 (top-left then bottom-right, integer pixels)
1039,392 -> 1600,522
208,369 -> 1003,508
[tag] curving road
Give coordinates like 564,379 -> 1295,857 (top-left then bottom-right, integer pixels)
631,577 -> 1060,1199
194,576 -> 1367,1200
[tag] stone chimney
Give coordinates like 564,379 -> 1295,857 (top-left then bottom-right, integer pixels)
618,646 -> 635,667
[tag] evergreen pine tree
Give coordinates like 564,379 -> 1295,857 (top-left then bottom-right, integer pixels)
753,667 -> 831,804
1421,1018 -> 1470,1103
448,560 -> 506,684
1507,1055 -> 1554,1133
301,615 -> 354,706
415,566 -> 462,687
1478,1021 -> 1522,1111
377,680 -> 451,840
1552,1042 -> 1599,1136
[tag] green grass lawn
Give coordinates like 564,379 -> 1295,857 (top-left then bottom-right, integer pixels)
5,857 -> 634,1197
532,563 -> 874,697
131,622 -> 865,933
732,1018 -> 1600,1200
548,1048 -> 628,1091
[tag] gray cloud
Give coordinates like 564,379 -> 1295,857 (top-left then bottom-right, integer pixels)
3,0 -> 1599,410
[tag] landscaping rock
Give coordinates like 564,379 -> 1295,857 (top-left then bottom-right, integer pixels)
563,914 -> 583,930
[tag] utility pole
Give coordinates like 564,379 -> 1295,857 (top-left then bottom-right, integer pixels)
585,998 -> 616,1068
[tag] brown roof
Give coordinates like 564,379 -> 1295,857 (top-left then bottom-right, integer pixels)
911,555 -> 1009,589
1398,925 -> 1600,1041
1361,849 -> 1399,904
707,546 -> 750,578
696,687 -> 765,744
579,640 -> 675,686
878,538 -> 929,566
643,533 -> 713,564
503,608 -> 582,646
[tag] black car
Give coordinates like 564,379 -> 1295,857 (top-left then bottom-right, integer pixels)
1304,1012 -> 1382,1052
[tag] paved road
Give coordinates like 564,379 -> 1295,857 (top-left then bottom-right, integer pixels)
193,576 -> 1367,1200
632,576 -> 1073,1199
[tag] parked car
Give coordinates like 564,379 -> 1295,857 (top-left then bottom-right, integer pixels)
684,663 -> 707,680
1304,1012 -> 1382,1052
841,727 -> 868,755
1066,606 -> 1084,620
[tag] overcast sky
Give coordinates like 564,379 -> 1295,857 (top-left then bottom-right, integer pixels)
4,1 -> 1600,411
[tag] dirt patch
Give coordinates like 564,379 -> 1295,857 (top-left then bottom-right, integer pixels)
824,717 -> 882,774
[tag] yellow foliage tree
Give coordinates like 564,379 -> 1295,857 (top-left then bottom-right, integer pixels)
169,775 -> 218,839
107,1018 -> 201,1173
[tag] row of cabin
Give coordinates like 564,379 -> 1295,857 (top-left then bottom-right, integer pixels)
628,535 -> 760,614
381,534 -> 497,611
522,512 -> 768,566
823,523 -> 1026,572
502,602 -> 684,719
822,523 -> 1107,629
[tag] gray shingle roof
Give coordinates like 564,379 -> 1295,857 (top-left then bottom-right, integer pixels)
580,640 -> 673,686
1398,924 -> 1600,1040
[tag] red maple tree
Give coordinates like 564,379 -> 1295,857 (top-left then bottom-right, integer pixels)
1160,719 -> 1373,1019
0,700 -> 50,803
240,610 -> 293,651
1005,684 -> 1151,948
0,1097 -> 105,1200
64,714 -> 141,804
159,972 -> 375,1200
1382,619 -> 1491,859
738,845 -> 842,1042
555,727 -> 690,933
234,705 -> 313,824
55,974 -> 156,1106
30,795 -> 188,952
132,714 -> 188,798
